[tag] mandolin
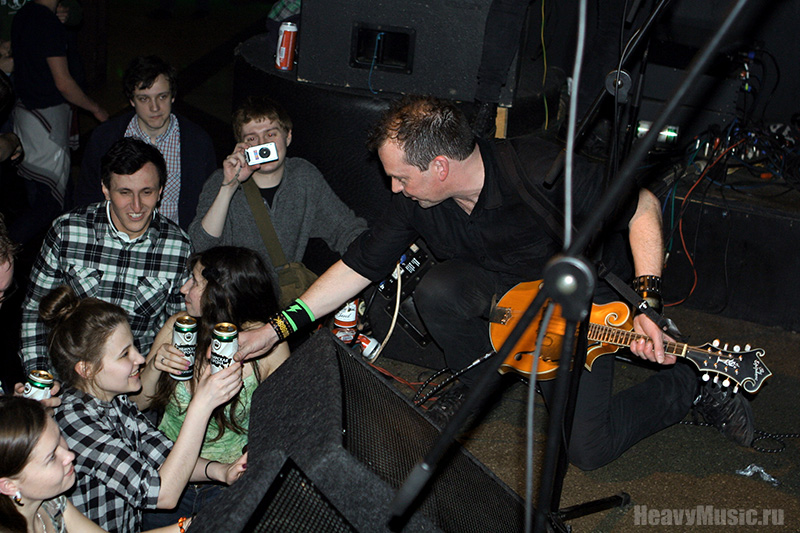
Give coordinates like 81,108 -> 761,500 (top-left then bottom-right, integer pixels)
489,280 -> 772,393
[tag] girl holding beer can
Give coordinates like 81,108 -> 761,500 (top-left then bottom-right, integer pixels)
39,286 -> 246,533
132,247 -> 289,527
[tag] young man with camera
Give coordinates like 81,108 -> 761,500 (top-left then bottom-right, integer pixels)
188,96 -> 367,305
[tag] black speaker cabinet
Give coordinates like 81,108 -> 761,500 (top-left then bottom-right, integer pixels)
190,330 -> 524,533
297,0 -> 518,105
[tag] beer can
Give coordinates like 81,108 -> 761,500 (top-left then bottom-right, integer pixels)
23,370 -> 54,401
171,315 -> 197,381
357,334 -> 381,362
275,22 -> 298,71
210,323 -> 238,374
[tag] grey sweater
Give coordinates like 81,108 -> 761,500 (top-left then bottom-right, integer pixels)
188,157 -> 368,282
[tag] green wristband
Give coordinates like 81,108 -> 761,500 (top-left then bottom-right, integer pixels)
279,298 -> 315,333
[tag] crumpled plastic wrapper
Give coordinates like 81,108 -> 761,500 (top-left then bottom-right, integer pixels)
735,464 -> 779,486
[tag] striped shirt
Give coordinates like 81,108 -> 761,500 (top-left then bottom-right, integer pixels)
55,388 -> 173,533
19,202 -> 192,374
125,114 -> 182,224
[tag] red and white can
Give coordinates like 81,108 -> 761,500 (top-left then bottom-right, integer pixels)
333,327 -> 357,344
357,334 -> 381,362
275,22 -> 297,71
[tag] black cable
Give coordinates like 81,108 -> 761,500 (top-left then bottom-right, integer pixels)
681,419 -> 800,454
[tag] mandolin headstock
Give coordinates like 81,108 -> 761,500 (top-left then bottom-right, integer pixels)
684,340 -> 771,394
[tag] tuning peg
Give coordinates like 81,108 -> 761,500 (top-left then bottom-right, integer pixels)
702,373 -> 710,381
733,385 -> 739,393
745,344 -> 752,351
733,345 -> 741,352
723,378 -> 731,387
723,343 -> 729,351
713,375 -> 719,384
712,339 -> 721,347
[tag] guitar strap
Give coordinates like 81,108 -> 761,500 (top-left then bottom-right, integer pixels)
493,140 -> 570,246
596,262 -> 685,341
494,139 -> 685,341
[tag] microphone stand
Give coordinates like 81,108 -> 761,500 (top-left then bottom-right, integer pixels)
389,0 -> 755,530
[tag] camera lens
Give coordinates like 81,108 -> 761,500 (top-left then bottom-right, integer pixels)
259,147 -> 271,158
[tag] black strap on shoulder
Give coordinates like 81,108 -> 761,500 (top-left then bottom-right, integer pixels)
493,140 -> 571,246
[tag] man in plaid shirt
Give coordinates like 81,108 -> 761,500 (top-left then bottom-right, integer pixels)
19,137 -> 192,375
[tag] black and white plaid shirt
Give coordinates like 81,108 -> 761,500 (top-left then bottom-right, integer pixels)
55,387 -> 173,533
19,202 -> 192,374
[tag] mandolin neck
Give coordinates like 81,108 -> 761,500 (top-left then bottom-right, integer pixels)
587,323 -> 688,358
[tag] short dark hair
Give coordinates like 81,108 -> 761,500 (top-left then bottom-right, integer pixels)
232,95 -> 293,142
122,55 -> 177,101
366,95 -> 475,170
100,138 -> 167,189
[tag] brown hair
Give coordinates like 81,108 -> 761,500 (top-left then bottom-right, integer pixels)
0,397 -> 48,533
0,212 -> 18,266
232,95 -> 293,142
39,286 -> 130,390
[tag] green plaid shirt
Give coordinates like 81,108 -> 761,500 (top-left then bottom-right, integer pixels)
20,202 -> 192,374
268,0 -> 301,21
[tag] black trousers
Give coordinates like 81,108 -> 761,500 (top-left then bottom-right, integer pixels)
414,259 -> 698,469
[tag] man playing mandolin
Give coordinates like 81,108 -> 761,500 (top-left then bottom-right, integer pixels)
235,95 -> 755,470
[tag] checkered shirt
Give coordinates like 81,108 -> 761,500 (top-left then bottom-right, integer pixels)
125,113 -> 182,225
54,387 -> 173,533
268,0 -> 301,20
19,202 -> 192,374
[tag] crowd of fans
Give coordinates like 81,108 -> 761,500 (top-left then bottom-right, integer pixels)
0,2 -> 756,533
0,3 -> 361,532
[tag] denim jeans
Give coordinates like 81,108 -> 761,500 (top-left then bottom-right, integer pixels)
142,483 -> 224,529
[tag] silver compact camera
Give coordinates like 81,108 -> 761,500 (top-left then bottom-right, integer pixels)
244,142 -> 279,165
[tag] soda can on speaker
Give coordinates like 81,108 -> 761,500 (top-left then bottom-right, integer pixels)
357,333 -> 381,362
23,370 -> 53,401
171,315 -> 197,381
210,323 -> 238,374
275,22 -> 298,71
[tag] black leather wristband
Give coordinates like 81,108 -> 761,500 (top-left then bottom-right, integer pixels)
631,275 -> 663,314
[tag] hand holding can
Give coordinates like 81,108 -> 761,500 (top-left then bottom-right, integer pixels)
210,323 -> 239,374
22,370 -> 54,400
172,315 -> 197,381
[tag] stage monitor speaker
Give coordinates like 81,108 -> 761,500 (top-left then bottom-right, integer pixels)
297,0 -> 518,105
190,330 -> 524,533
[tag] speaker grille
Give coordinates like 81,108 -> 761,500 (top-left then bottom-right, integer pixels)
244,458 -> 357,533
337,343 -> 524,532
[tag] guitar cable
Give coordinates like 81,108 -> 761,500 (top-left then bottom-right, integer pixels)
680,419 -> 800,454
413,352 -> 496,407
